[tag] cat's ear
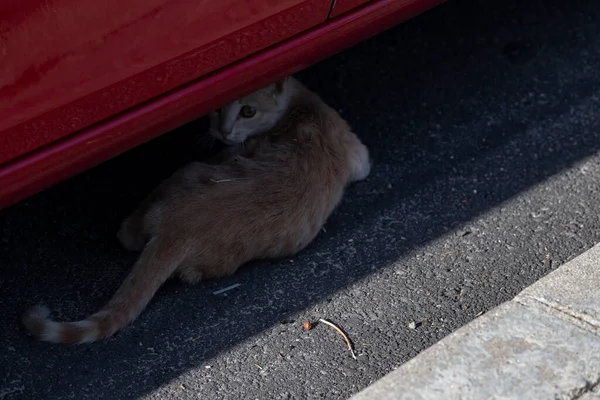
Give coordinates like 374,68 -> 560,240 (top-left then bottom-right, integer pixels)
274,77 -> 289,93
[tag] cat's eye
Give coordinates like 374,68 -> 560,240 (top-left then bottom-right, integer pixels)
240,106 -> 256,118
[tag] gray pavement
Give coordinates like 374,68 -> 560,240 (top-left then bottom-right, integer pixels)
2,0 -> 600,399
352,243 -> 600,400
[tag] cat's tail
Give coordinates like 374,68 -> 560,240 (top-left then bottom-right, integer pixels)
22,237 -> 183,344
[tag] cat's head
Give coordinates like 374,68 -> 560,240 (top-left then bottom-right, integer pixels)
209,78 -> 291,144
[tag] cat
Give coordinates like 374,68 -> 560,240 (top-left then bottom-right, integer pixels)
22,76 -> 371,344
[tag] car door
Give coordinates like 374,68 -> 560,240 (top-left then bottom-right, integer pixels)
0,0 -> 332,166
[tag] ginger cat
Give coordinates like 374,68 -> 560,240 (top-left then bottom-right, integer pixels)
23,77 -> 371,343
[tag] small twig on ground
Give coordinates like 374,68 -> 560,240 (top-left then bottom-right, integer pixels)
209,178 -> 233,183
319,318 -> 357,359
213,283 -> 241,295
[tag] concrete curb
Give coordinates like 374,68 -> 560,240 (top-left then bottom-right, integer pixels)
351,243 -> 600,400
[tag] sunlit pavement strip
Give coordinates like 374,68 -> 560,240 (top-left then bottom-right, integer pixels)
351,243 -> 600,400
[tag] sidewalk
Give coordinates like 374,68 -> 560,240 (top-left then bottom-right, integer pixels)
351,243 -> 600,400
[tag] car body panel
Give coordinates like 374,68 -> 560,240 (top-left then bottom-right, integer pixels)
0,0 -> 445,209
0,0 -> 330,165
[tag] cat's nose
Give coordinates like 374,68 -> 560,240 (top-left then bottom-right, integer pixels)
219,129 -> 231,137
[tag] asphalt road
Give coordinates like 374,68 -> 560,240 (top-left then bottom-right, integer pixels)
3,0 -> 600,399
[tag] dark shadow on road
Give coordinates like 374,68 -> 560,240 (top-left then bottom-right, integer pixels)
2,0 -> 600,398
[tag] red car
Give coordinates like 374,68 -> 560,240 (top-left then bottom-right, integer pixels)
0,0 -> 444,209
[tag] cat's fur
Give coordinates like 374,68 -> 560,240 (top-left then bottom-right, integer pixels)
22,77 -> 371,344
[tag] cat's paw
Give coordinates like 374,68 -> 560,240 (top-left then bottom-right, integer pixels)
348,141 -> 371,182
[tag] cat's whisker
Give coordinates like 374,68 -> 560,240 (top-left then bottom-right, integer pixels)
209,178 -> 234,183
